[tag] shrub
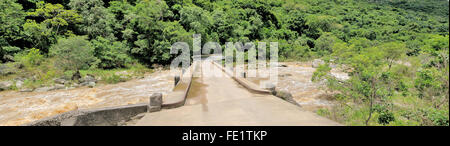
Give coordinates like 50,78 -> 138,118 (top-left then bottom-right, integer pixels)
14,48 -> 44,68
378,111 -> 395,125
426,109 -> 449,126
49,36 -> 96,71
105,74 -> 128,84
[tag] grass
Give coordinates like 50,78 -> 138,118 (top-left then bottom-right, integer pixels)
79,63 -> 153,84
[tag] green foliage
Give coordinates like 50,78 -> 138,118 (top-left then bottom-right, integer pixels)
104,74 -> 129,84
14,48 -> 44,69
0,0 -> 25,62
13,48 -> 61,87
380,41 -> 406,69
23,1 -> 82,52
374,104 -> 395,125
49,36 -> 96,71
68,0 -> 116,40
314,33 -> 341,55
425,108 -> 449,126
91,37 -> 131,69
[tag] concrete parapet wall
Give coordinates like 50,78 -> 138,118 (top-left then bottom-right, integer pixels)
211,61 -> 271,94
24,103 -> 148,126
161,61 -> 198,109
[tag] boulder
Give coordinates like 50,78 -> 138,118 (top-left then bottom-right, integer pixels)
88,82 -> 96,88
54,84 -> 66,90
0,64 -> 16,76
72,71 -> 81,81
80,82 -> 89,86
262,83 -> 276,92
15,80 -> 24,89
54,78 -> 67,84
72,83 -> 81,88
278,73 -> 292,77
273,88 -> 301,107
20,88 -> 34,92
80,74 -> 97,83
312,59 -> 325,68
0,81 -> 13,91
35,86 -> 55,92
329,63 -> 337,68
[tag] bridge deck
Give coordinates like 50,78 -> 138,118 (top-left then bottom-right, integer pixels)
135,61 -> 340,126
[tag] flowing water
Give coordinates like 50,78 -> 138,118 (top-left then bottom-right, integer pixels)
245,62 -> 349,112
0,70 -> 175,126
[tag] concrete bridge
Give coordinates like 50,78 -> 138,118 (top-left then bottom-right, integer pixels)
135,60 -> 340,126
25,57 -> 340,126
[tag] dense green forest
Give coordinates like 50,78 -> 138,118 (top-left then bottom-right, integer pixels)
1,0 -> 448,125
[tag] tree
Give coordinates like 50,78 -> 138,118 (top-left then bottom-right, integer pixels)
91,36 -> 131,69
49,36 -> 96,71
68,0 -> 116,40
314,33 -> 341,55
125,0 -> 191,64
380,42 -> 406,69
305,15 -> 338,39
180,5 -> 212,41
0,0 -> 25,62
23,1 -> 82,52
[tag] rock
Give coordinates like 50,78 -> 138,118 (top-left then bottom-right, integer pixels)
0,81 -> 13,91
35,86 -> 55,92
278,64 -> 288,67
330,71 -> 350,81
329,63 -> 337,68
54,78 -> 67,84
0,64 -> 16,76
88,82 -> 95,88
275,89 -> 293,100
263,83 -> 276,91
273,88 -> 301,107
80,82 -> 89,86
14,77 -> 26,81
278,73 -> 292,77
72,83 -> 80,88
15,80 -> 24,89
20,88 -> 34,92
312,59 -> 325,68
80,74 -> 97,83
54,84 -> 66,90
115,71 -> 130,76
72,70 -> 81,81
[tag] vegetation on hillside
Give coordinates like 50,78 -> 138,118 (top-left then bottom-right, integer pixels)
0,0 -> 448,125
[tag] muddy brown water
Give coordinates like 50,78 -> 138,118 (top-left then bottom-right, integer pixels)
241,62 -> 348,112
0,70 -> 175,126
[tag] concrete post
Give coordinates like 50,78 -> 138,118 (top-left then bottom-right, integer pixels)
264,83 -> 276,94
148,93 -> 162,112
174,76 -> 180,86
241,72 -> 246,78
